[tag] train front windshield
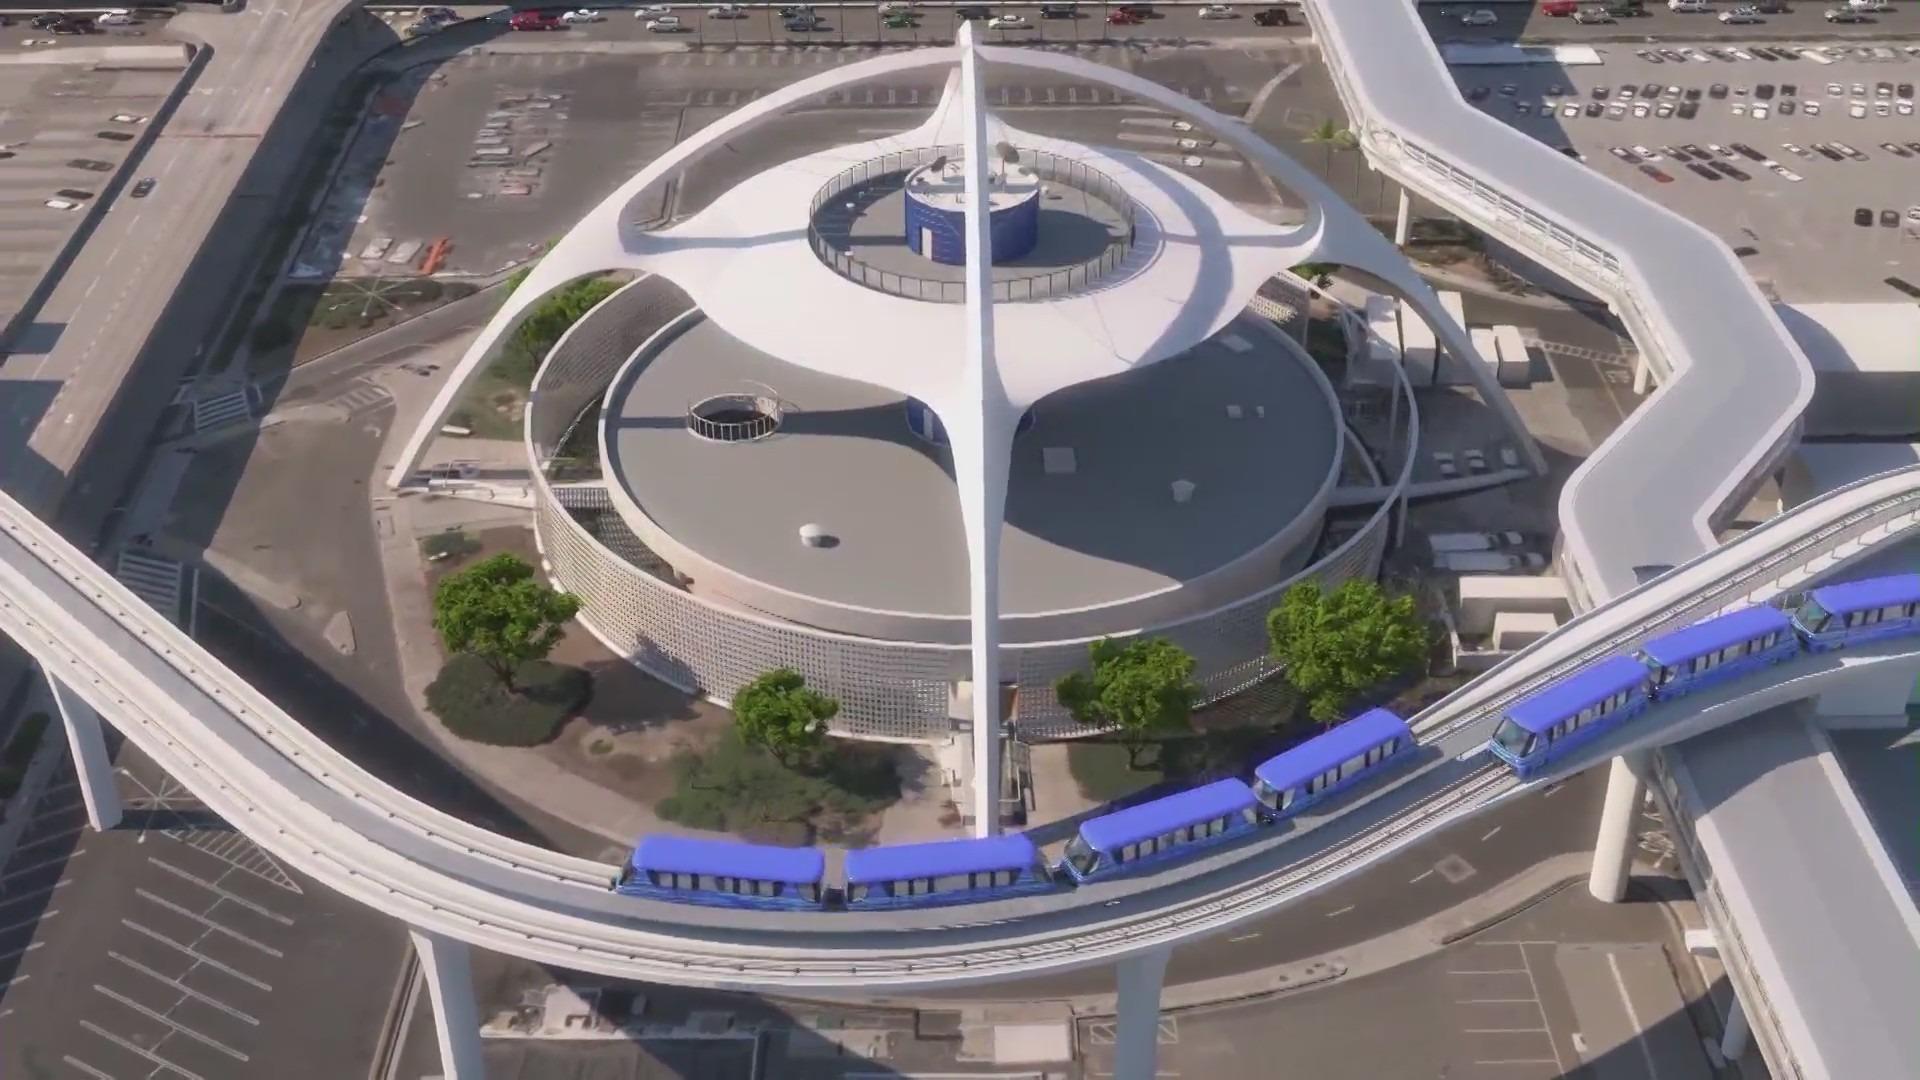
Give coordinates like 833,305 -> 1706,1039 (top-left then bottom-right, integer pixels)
1491,719 -> 1533,758
1795,600 -> 1831,634
1063,837 -> 1100,876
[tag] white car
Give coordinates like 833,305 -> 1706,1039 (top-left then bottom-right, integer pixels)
1782,143 -> 1812,158
877,0 -> 915,9
1850,101 -> 1868,118
1827,82 -> 1845,95
560,9 -> 604,22
1900,101 -> 1915,116
1668,0 -> 1709,11
1751,103 -> 1769,118
645,15 -> 682,31
635,4 -> 673,15
1460,8 -> 1498,24
1802,100 -> 1821,115
1198,4 -> 1236,17
44,198 -> 80,211
1561,103 -> 1579,117
1770,165 -> 1803,182
1731,102 -> 1747,115
1633,102 -> 1651,117
709,3 -> 747,15
94,10 -> 135,26
1631,144 -> 1660,159
987,13 -> 1028,27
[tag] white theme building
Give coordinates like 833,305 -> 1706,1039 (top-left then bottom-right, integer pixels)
390,28 -> 1507,834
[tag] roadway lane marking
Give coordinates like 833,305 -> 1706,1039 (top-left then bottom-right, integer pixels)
119,921 -> 272,991
1227,932 -> 1260,942
1607,951 -> 1662,1079
1543,783 -> 1564,798
1475,1059 -> 1559,1066
1517,945 -> 1568,1074
1449,969 -> 1527,975
1410,869 -> 1435,884
147,857 -> 294,924
1482,826 -> 1503,841
59,1056 -> 118,1080
1457,998 -> 1537,1004
109,951 -> 260,1025
92,985 -> 250,1061
134,888 -> 284,957
1464,1028 -> 1549,1034
78,1020 -> 209,1080
1325,905 -> 1354,917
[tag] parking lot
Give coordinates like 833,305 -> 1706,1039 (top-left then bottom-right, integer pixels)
0,753 -> 404,1080
1456,42 -> 1920,300
1427,0 -> 1920,43
383,3 -> 1310,47
0,58 -> 182,341
308,40 -> 1307,276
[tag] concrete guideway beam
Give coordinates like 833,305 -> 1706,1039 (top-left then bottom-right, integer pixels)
48,671 -> 121,832
411,928 -> 485,1080
1114,948 -> 1172,1080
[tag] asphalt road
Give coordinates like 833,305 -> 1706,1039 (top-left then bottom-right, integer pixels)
919,763 -> 1616,1000
1427,0 -> 1920,42
0,750 -> 404,1080
413,3 -> 1310,47
1082,883 -> 1715,1080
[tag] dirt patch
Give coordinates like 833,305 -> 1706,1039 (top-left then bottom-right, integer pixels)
419,522 -> 735,808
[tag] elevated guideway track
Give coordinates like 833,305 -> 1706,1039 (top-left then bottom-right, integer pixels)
1299,0 -> 1816,607
2,458 -> 1917,988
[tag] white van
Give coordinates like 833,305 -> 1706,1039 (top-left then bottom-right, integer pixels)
1668,0 -> 1710,11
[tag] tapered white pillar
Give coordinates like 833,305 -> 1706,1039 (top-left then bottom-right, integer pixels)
952,22 -> 1014,838
1589,753 -> 1646,902
1632,349 -> 1651,395
1114,948 -> 1171,1080
410,928 -> 484,1080
1394,188 -> 1412,246
1720,995 -> 1751,1061
47,675 -> 121,831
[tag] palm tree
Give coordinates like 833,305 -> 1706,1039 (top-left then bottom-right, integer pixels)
1303,119 -> 1362,203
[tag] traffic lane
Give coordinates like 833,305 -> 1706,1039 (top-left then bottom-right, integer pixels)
493,6 -> 1308,45
0,756 -> 404,1080
1426,1 -> 1920,42
1101,886 -> 1702,1080
921,765 -> 1610,1001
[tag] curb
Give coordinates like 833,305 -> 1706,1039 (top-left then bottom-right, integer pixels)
1435,874 -> 1579,946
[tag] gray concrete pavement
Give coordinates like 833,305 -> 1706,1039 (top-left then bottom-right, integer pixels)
1085,883 -> 1713,1080
0,750 -> 405,1080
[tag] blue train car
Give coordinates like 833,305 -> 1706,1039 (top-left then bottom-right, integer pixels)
1252,708 -> 1415,818
1791,573 -> 1920,652
1637,604 -> 1798,699
844,834 -> 1056,910
614,835 -> 825,911
1060,779 -> 1263,883
1488,655 -> 1653,777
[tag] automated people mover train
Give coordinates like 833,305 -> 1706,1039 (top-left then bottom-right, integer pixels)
611,573 -> 1920,913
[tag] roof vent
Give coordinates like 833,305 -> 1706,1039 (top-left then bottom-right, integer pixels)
1171,479 -> 1196,504
799,524 -> 837,549
1042,447 -> 1077,476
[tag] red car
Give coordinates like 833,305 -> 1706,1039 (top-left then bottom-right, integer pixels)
1107,9 -> 1143,23
509,11 -> 564,29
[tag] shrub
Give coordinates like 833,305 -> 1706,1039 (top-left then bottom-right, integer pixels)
425,653 -> 591,747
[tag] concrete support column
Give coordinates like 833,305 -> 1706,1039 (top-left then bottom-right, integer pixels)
1394,187 -> 1412,246
47,675 -> 121,831
1720,995 -> 1751,1061
1631,349 -> 1651,395
1589,753 -> 1647,902
410,928 -> 484,1080
1113,948 -> 1171,1080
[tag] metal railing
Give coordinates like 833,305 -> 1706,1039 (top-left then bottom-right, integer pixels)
806,143 -> 1138,303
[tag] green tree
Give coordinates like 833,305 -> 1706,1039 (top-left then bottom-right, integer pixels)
493,275 -> 625,385
1303,119 -> 1358,177
1266,579 -> 1428,724
1055,637 -> 1201,768
431,554 -> 581,690
732,668 -> 839,764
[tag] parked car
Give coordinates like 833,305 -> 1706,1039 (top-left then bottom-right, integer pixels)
1825,7 -> 1869,20
1460,8 -> 1498,24
1197,4 -> 1236,18
94,10 -> 135,26
130,176 -> 155,198
1856,208 -> 1875,226
1253,7 -> 1290,24
509,11 -> 564,29
1107,9 -> 1144,23
1575,6 -> 1615,20
559,9 -> 604,22
987,12 -> 1029,27
1038,3 -> 1078,17
645,15 -> 683,31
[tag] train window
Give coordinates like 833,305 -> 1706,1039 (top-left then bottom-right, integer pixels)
849,884 -> 871,901
1278,786 -> 1298,810
1341,753 -> 1367,778
798,884 -> 820,902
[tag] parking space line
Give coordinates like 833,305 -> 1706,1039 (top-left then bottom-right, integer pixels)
1457,998 -> 1536,1004
120,921 -> 272,991
1608,952 -> 1662,1079
1481,826 -> 1502,841
1449,969 -> 1527,975
1410,869 -> 1435,884
0,876 -> 69,905
1464,1028 -> 1549,1034
0,910 -> 55,937
1475,1059 -> 1560,1066
0,942 -> 43,964
1517,945 -> 1568,1073
93,985 -> 249,1061
60,1056 -> 119,1080
79,1020 -> 209,1080
146,858 -> 294,925
110,951 -> 260,1025
134,888 -> 284,957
